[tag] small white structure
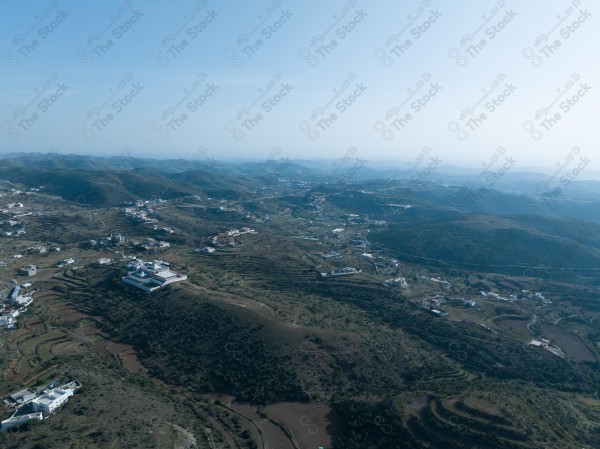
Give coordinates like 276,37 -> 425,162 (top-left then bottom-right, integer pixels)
385,277 -> 408,288
1,412 -> 43,430
6,388 -> 36,406
329,267 -> 360,277
95,258 -> 111,266
31,388 -> 74,416
13,294 -> 33,307
20,265 -> 36,276
0,309 -> 20,327
0,315 -> 15,327
57,258 -> 75,267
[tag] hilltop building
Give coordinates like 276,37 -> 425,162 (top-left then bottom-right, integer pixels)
31,388 -> 74,416
5,388 -> 36,407
122,259 -> 187,292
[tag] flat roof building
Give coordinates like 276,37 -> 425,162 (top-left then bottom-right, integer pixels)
8,388 -> 36,405
31,388 -> 74,416
121,259 -> 187,292
1,412 -> 43,430
20,265 -> 36,276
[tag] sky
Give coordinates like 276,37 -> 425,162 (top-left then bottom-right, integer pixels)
0,0 -> 598,176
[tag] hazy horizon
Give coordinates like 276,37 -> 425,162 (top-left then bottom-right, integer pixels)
1,0 -> 598,173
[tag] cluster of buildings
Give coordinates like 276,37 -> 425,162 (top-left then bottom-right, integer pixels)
122,259 -> 187,292
480,290 -> 518,302
124,200 -> 160,224
57,257 -> 75,268
152,225 -> 174,234
374,258 -> 399,275
418,295 -> 450,316
25,246 -> 46,255
0,197 -> 30,236
318,251 -> 342,260
133,237 -> 170,251
416,274 -> 451,289
196,246 -> 216,253
88,234 -> 125,249
385,276 -> 408,288
209,227 -> 256,248
19,265 -> 36,276
322,267 -> 361,277
0,218 -> 25,237
2,380 -> 81,430
1,283 -> 33,329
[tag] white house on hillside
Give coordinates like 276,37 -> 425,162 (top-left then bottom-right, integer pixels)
122,260 -> 187,292
31,388 -> 74,416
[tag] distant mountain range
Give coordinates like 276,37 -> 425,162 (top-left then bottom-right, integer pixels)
0,153 -> 598,223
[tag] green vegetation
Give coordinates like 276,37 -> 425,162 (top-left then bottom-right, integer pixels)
1,157 -> 600,448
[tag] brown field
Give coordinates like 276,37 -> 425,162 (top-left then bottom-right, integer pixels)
264,402 -> 344,449
107,344 -> 144,374
229,401 -> 295,449
205,394 -> 296,449
57,310 -> 88,323
544,325 -> 596,362
24,315 -> 45,333
51,340 -> 84,356
497,318 -> 530,336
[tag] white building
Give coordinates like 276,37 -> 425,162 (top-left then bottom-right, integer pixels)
1,412 -> 43,430
385,277 -> 408,288
0,309 -> 20,326
122,260 -> 187,292
0,315 -> 15,327
20,265 -> 36,276
31,388 -> 74,416
6,388 -> 36,406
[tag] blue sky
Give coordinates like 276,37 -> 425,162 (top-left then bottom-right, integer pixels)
0,0 -> 598,174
